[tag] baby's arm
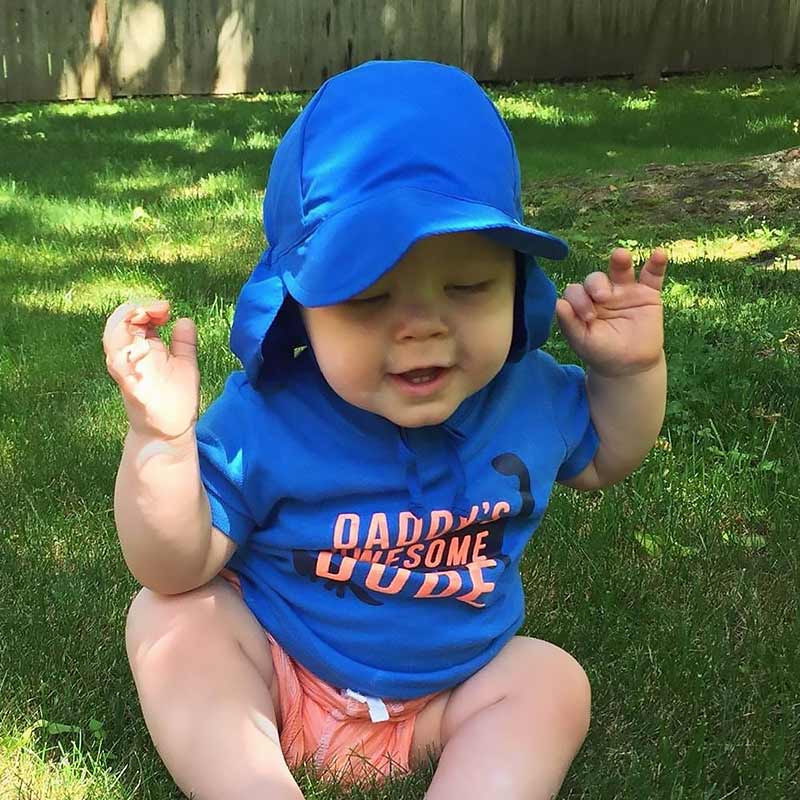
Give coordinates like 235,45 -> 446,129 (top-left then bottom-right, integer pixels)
563,354 -> 666,489
104,301 -> 235,594
114,427 -> 235,594
556,248 -> 668,490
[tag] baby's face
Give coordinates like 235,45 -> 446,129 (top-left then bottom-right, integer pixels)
302,232 -> 515,428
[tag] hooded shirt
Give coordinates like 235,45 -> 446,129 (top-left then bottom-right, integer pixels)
195,60 -> 599,699
196,343 -> 597,700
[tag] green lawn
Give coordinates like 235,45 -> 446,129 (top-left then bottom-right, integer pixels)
1,68 -> 799,799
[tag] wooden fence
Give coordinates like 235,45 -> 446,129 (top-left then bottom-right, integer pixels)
1,0 -> 799,102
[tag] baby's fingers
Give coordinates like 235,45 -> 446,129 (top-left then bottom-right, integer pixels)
169,318 -> 198,363
102,300 -> 169,357
608,248 -> 636,286
583,271 -> 613,304
105,332 -> 147,380
127,334 -> 151,365
103,303 -> 136,353
130,299 -> 170,326
639,248 -> 668,292
562,282 -> 596,322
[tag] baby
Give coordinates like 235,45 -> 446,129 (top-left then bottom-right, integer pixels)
103,61 -> 667,799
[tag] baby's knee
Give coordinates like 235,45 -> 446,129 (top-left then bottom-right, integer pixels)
543,642 -> 591,738
515,638 -> 592,738
125,579 -> 271,684
125,586 -> 207,672
125,587 -> 171,669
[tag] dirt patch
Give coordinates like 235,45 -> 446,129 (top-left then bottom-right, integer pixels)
527,148 -> 800,234
622,147 -> 800,221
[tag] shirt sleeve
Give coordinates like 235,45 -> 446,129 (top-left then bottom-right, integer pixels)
195,374 -> 259,544
546,359 -> 600,482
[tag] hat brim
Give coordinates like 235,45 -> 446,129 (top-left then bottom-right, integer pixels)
279,187 -> 568,307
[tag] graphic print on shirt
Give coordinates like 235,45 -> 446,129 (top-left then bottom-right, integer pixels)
291,452 -> 534,608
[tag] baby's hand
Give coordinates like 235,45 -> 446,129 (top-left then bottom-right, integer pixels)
103,300 -> 200,439
556,248 -> 667,377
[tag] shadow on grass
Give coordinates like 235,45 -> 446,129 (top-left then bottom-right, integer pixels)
0,93 -> 305,207
2,72 -> 800,799
1,267 -> 799,798
1,70 -> 798,209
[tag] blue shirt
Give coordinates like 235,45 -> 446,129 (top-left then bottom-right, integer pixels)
196,347 -> 597,699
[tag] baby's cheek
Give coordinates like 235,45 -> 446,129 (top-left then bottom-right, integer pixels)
336,355 -> 382,403
469,326 -> 512,383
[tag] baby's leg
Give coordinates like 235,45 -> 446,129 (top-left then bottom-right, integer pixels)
126,578 -> 304,800
411,636 -> 591,799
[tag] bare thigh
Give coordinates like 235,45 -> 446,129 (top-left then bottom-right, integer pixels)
410,636 -> 591,766
126,577 -> 299,799
127,576 -> 281,713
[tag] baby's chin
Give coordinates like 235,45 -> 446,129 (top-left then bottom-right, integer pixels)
377,398 -> 462,429
337,385 -> 467,428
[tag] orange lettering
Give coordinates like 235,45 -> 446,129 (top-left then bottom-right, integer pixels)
414,570 -> 463,598
364,513 -> 390,550
473,529 -> 489,559
364,563 -> 411,594
385,547 -> 403,567
333,513 -> 360,549
402,543 -> 425,569
423,538 -> 447,568
455,504 -> 480,530
446,534 -> 471,566
350,548 -> 382,563
426,510 -> 454,541
397,511 -> 423,546
492,501 -> 511,520
456,559 -> 497,608
315,551 -> 356,582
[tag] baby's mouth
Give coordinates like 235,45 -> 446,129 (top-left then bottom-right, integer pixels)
389,367 -> 453,396
397,367 -> 445,385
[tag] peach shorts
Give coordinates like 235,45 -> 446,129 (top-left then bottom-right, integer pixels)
221,571 -> 436,783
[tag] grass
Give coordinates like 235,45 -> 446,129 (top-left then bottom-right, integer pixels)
1,68 -> 799,798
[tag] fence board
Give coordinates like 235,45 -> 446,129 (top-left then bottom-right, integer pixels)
464,0 -> 659,82
1,1 -> 96,101
463,0 -> 794,82
2,0 -> 798,102
254,0 -> 461,91
106,0 -> 462,96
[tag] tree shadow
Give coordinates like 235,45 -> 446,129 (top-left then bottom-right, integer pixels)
0,89 -> 304,206
3,0 -> 798,105
5,0 -> 467,104
467,0 -> 799,84
2,249 -> 799,795
0,3 -> 98,102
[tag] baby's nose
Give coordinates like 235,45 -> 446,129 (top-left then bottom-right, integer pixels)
395,299 -> 448,340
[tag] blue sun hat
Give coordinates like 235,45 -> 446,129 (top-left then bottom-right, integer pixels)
231,59 -> 568,383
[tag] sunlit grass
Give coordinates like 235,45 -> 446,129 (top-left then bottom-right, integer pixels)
0,722 -> 130,800
491,70 -> 800,179
232,129 -> 282,151
92,161 -> 196,197
655,228 -> 788,264
164,168 -> 255,200
0,181 -> 132,232
744,114 -> 796,134
493,95 -> 596,125
11,275 -> 163,313
128,126 -> 222,152
1,69 -> 799,799
618,95 -> 658,112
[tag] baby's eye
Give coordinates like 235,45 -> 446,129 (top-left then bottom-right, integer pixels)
447,280 -> 493,294
347,293 -> 389,307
